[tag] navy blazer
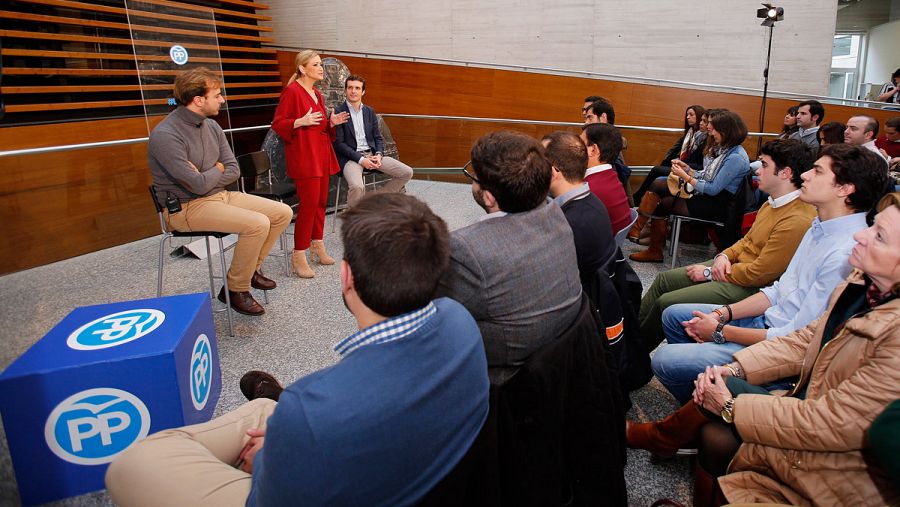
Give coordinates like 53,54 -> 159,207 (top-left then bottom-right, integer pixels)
333,102 -> 385,169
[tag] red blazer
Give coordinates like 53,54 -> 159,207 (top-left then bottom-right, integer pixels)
271,82 -> 340,180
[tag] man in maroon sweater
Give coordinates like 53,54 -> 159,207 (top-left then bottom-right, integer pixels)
579,123 -> 632,234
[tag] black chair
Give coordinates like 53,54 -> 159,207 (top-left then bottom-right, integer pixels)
149,185 -> 237,336
236,151 -> 295,276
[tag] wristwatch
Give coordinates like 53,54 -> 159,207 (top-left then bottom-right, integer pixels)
721,397 -> 735,424
703,267 -> 713,281
711,321 -> 726,344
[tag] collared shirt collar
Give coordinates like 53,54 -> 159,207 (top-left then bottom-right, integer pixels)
584,163 -> 614,178
798,125 -> 820,137
767,189 -> 801,208
334,302 -> 436,357
810,212 -> 867,241
553,183 -> 590,207
346,99 -> 364,112
479,210 -> 508,222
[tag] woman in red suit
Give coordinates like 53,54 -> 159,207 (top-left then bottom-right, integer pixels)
272,50 -> 349,278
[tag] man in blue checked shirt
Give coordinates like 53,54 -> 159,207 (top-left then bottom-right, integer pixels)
651,144 -> 889,404
106,193 -> 490,507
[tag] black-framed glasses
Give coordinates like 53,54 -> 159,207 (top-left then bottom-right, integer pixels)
462,160 -> 482,185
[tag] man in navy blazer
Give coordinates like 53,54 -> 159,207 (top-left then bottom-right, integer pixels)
333,75 -> 413,207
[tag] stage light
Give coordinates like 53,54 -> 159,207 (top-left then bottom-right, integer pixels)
757,3 -> 784,27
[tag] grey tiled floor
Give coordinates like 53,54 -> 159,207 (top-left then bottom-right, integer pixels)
0,180 -> 718,506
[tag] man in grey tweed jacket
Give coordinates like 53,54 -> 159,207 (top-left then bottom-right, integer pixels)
437,131 -> 583,382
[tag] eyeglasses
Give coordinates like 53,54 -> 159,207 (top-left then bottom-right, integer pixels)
462,161 -> 482,185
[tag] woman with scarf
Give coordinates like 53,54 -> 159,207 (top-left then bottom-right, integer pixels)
632,105 -> 708,204
628,192 -> 900,506
628,109 -> 750,263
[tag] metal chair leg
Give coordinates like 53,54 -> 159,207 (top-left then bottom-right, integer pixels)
216,237 -> 234,337
671,217 -> 683,269
156,233 -> 169,297
331,175 -> 341,233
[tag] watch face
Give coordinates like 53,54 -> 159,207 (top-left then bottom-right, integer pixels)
703,267 -> 711,277
721,407 -> 734,424
713,331 -> 725,344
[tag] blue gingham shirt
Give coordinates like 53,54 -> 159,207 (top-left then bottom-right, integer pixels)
334,302 -> 437,357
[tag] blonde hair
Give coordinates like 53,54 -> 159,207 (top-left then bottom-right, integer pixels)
173,67 -> 223,105
287,50 -> 320,86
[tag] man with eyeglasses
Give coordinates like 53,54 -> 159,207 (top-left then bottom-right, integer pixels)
439,131 -> 582,383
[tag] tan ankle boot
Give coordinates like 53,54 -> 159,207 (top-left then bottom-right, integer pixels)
626,400 -> 710,458
309,240 -> 335,265
292,250 -> 314,278
629,218 -> 667,263
627,193 -> 662,242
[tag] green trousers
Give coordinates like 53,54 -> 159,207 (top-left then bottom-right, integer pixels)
638,261 -> 758,352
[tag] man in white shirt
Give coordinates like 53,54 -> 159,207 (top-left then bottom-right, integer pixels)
333,75 -> 413,207
789,100 -> 825,151
845,115 -> 890,163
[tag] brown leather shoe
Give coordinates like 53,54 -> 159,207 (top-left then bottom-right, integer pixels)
626,401 -> 709,458
239,370 -> 284,401
217,287 -> 265,316
251,271 -> 276,290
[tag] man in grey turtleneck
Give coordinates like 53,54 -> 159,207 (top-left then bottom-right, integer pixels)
149,67 -> 292,316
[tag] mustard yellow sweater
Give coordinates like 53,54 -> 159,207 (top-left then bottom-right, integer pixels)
722,198 -> 817,287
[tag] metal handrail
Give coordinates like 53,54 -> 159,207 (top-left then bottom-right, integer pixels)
0,114 -> 776,158
276,46 -> 894,109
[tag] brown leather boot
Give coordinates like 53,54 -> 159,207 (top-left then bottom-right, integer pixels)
692,461 -> 726,507
629,218 -> 667,262
626,400 -> 710,458
627,192 -> 661,242
292,250 -> 314,278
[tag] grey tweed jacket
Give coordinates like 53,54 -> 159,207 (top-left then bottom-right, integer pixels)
437,201 -> 583,382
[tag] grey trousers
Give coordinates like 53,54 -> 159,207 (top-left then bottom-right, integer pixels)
343,156 -> 413,207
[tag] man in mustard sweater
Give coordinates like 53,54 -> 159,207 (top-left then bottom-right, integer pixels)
638,139 -> 817,352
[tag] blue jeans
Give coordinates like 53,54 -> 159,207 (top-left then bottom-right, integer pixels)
652,303 -> 767,403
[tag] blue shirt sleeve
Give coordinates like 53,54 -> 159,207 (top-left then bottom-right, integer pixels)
695,147 -> 749,196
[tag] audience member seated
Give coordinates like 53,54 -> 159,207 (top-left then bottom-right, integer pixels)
583,97 -> 633,201
148,67 -> 293,316
627,109 -> 751,263
875,116 -> 900,168
333,74 -> 413,207
633,105 -> 708,204
817,120 -> 846,148
578,123 -> 633,234
845,115 -> 890,162
652,144 -> 887,403
777,105 -> 799,139
637,138 -> 817,353
626,192 -> 900,507
542,130 -> 617,285
105,193 -> 490,507
789,99 -> 825,151
437,131 -> 582,383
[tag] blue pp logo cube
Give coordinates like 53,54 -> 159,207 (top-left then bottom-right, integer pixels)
0,294 -> 220,505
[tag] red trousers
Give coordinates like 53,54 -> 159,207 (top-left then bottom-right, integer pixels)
293,175 -> 329,250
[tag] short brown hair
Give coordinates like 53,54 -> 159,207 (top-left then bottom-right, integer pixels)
820,144 -> 889,213
340,193 -> 450,316
877,192 -> 900,213
542,131 -> 587,183
345,74 -> 366,91
173,67 -> 223,106
470,131 -> 552,213
581,123 -> 623,164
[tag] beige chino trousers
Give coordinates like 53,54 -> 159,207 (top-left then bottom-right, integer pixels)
343,156 -> 413,207
165,191 -> 293,292
105,398 -> 277,507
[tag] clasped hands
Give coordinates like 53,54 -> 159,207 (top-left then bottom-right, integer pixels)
670,160 -> 692,182
360,154 -> 383,170
685,254 -> 731,284
692,365 -> 733,415
295,107 -> 349,128
235,427 -> 265,474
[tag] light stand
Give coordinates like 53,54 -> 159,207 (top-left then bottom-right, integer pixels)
756,4 -> 783,150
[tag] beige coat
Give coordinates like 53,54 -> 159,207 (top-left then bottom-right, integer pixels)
719,270 -> 900,506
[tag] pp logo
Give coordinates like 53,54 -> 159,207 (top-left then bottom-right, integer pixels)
67,309 -> 165,350
190,334 -> 213,410
44,388 -> 151,465
169,45 -> 189,65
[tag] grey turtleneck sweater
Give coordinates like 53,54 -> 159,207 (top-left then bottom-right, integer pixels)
148,106 -> 239,202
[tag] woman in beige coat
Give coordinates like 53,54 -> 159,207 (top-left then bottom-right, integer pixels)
629,192 -> 900,506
